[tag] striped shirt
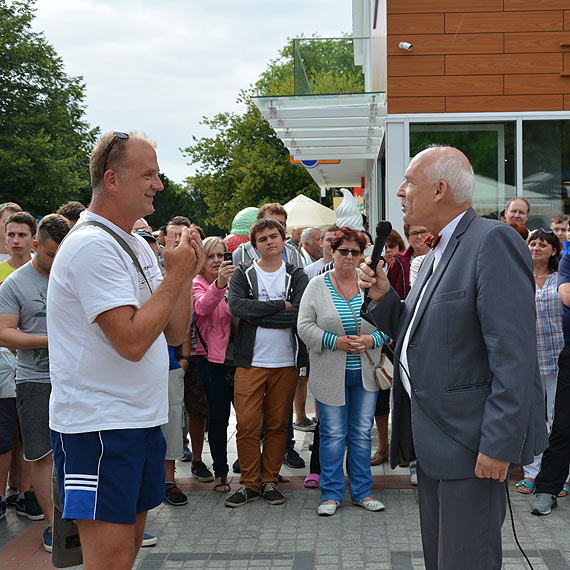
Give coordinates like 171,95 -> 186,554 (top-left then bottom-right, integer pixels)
536,272 -> 564,376
321,272 -> 386,370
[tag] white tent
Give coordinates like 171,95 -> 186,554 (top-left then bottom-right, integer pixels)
283,194 -> 337,231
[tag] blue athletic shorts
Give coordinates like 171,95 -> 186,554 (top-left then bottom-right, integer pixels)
51,426 -> 166,524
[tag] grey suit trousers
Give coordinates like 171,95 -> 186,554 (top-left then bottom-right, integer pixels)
417,463 -> 507,570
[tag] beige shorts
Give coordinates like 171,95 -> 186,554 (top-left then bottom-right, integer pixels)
161,367 -> 185,460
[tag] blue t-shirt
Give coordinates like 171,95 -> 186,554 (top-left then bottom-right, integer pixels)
167,345 -> 182,371
557,255 -> 570,343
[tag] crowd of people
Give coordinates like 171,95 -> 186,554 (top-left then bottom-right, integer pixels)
0,132 -> 569,570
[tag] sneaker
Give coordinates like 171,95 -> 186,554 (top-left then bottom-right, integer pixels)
232,459 -> 241,473
181,446 -> 193,462
43,525 -> 53,552
531,493 -> 557,516
0,499 -> 6,520
164,482 -> 188,506
6,492 -> 18,508
141,532 -> 158,547
224,486 -> 260,508
410,461 -> 418,486
191,461 -> 214,482
261,482 -> 285,505
293,418 -> 316,432
16,490 -> 44,521
283,448 -> 305,469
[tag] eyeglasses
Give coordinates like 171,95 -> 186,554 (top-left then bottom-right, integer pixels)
335,248 -> 362,257
102,131 -> 129,174
409,230 -> 428,238
540,227 -> 554,235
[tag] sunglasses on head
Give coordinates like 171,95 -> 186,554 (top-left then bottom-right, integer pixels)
102,131 -> 129,174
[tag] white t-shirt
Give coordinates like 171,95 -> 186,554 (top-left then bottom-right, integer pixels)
47,211 -> 168,433
251,261 -> 295,368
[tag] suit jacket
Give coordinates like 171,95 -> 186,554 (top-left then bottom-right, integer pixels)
363,208 -> 548,480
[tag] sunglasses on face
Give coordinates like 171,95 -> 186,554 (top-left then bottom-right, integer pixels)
335,248 -> 362,257
102,131 -> 129,174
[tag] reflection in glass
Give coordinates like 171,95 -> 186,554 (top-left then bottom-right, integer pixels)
523,121 -> 570,230
409,122 -> 516,220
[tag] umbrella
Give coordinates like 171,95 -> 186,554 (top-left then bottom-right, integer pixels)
283,194 -> 337,231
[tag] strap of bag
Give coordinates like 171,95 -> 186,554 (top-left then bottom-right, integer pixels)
71,221 -> 153,294
330,271 -> 377,368
194,320 -> 208,353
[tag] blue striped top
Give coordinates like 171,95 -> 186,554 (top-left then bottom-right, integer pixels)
321,272 -> 386,370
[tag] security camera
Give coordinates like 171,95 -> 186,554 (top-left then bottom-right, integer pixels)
399,42 -> 413,51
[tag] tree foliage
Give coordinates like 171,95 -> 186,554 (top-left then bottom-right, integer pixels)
0,0 -> 97,215
183,36 -> 360,230
146,173 -> 224,236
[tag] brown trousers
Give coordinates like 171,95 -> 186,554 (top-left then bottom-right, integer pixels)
234,366 -> 298,491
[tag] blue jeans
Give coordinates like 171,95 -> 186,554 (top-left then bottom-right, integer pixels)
196,356 -> 233,478
316,369 -> 377,502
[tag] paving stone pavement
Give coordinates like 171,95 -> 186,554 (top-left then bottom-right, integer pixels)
120,485 -> 569,570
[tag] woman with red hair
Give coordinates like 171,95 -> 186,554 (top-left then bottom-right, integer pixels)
298,228 -> 388,516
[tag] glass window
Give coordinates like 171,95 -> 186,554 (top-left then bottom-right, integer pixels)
523,120 -> 570,230
409,122 -> 516,220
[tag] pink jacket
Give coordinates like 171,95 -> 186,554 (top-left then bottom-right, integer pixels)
192,274 -> 231,364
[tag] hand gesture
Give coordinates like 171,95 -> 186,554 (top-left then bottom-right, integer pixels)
335,336 -> 352,352
359,257 -> 391,302
163,226 -> 204,282
216,260 -> 235,289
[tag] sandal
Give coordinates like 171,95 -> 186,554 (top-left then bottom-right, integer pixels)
214,476 -> 231,493
304,474 -> 320,489
558,483 -> 570,498
515,479 -> 535,495
371,448 -> 389,466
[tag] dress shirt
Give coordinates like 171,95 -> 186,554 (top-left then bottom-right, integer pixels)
399,210 -> 468,396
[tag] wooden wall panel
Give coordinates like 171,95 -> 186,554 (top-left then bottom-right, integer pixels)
505,0 -> 570,10
388,0 -> 502,13
446,53 -> 563,75
505,73 -> 570,93
505,32 -> 570,52
388,56 -> 445,76
388,75 -> 503,97
446,94 -> 564,112
387,97 -> 445,114
387,34 -> 503,56
445,11 -> 562,33
388,14 -> 444,35
386,2 -> 567,113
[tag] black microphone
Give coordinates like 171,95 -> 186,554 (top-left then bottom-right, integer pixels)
369,220 -> 392,274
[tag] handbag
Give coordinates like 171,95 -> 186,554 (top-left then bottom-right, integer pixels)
331,272 -> 392,391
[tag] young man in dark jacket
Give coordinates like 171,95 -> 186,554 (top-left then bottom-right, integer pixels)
226,218 -> 308,507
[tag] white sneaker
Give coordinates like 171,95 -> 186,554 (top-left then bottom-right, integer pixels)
351,498 -> 385,511
317,501 -> 340,516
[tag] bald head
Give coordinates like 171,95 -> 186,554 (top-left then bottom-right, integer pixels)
397,146 -> 474,234
418,146 -> 474,206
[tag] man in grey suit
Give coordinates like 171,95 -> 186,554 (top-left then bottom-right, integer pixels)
360,146 -> 547,570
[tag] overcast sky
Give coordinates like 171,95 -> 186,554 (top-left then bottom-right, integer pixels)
32,0 -> 352,184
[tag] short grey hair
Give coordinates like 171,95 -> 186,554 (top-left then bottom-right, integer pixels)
424,149 -> 474,205
300,227 -> 322,245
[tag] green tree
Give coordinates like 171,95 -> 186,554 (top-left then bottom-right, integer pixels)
183,36 -> 360,230
146,173 -> 225,236
0,0 -> 97,215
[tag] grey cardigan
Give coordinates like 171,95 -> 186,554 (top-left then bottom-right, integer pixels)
297,271 -> 384,406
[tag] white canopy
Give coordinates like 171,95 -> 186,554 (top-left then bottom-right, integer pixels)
283,194 -> 337,230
